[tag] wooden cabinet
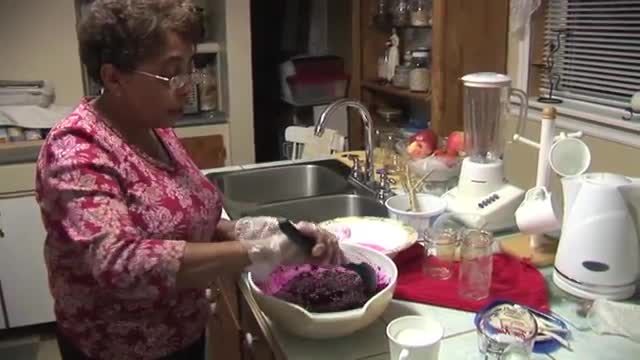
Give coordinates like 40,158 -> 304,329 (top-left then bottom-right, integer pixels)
350,0 -> 509,144
0,195 -> 55,328
239,292 -> 276,360
180,134 -> 227,169
208,276 -> 242,360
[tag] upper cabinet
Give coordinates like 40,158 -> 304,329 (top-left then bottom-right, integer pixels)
350,0 -> 509,140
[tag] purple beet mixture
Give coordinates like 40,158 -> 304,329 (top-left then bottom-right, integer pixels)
262,264 -> 388,313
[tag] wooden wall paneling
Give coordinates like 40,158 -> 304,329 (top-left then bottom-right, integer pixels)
179,134 -> 226,169
431,0 -> 510,136
528,0 -> 548,97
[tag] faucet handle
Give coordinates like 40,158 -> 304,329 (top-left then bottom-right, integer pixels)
347,154 -> 365,181
376,168 -> 396,201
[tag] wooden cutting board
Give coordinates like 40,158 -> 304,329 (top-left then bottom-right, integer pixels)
499,233 -> 558,267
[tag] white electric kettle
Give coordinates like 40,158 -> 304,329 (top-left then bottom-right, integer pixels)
553,173 -> 640,300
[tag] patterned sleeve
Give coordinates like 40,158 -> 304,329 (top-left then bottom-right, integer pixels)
38,131 -> 186,301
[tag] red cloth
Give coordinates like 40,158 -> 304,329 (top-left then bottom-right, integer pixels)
393,244 -> 550,313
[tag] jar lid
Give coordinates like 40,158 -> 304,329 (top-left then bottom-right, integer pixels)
461,72 -> 512,88
377,107 -> 403,118
411,48 -> 431,58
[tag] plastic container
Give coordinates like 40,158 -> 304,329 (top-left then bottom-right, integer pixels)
286,73 -> 349,105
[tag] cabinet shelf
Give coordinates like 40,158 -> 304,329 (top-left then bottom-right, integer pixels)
362,80 -> 431,102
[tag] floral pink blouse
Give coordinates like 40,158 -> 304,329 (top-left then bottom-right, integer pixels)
36,98 -> 222,359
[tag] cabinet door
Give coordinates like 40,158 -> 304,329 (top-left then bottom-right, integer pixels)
180,134 -> 227,169
0,195 -> 55,328
0,282 -> 6,329
208,276 -> 242,360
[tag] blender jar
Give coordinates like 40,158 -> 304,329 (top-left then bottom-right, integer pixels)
460,73 -> 528,164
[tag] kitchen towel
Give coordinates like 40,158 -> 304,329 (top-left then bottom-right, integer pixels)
393,243 -> 550,313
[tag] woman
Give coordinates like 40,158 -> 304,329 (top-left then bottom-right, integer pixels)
35,1 -> 340,359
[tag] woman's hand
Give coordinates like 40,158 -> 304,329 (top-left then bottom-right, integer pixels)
235,217 -> 342,276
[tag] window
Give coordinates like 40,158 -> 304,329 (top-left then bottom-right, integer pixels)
511,0 -> 640,145
540,0 -> 640,111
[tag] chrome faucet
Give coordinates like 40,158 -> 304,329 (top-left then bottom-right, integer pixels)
315,99 -> 375,185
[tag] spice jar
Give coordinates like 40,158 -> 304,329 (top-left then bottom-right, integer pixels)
392,65 -> 411,88
409,0 -> 431,27
409,49 -> 430,92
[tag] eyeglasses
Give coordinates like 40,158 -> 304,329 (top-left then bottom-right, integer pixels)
134,70 -> 204,91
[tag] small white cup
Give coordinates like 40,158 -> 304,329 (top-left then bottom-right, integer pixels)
386,315 -> 444,360
515,186 -> 562,234
549,137 -> 591,177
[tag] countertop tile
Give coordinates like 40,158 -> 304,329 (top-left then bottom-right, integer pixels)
381,300 -> 477,337
269,318 -> 389,360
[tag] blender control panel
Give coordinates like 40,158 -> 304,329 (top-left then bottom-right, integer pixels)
478,194 -> 501,209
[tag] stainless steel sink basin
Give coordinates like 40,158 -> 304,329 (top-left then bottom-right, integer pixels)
208,161 -> 351,204
239,194 -> 388,223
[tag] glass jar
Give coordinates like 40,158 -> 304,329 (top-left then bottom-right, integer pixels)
409,0 -> 431,27
197,63 -> 218,112
392,0 -> 410,27
392,65 -> 411,88
409,48 -> 430,92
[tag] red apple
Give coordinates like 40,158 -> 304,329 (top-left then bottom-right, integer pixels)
446,131 -> 465,155
410,129 -> 438,152
407,140 -> 433,159
434,151 -> 459,167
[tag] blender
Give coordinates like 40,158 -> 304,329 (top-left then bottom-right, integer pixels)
442,73 -> 528,231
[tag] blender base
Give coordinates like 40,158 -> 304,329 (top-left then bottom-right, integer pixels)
442,184 -> 524,232
442,158 -> 525,232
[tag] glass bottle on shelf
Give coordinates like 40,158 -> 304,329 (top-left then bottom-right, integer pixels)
195,55 -> 218,112
409,0 -> 431,27
392,0 -> 410,27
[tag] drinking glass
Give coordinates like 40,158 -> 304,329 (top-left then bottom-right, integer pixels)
423,227 -> 458,280
458,229 -> 494,300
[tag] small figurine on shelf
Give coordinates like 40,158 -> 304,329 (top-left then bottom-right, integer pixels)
385,28 -> 400,83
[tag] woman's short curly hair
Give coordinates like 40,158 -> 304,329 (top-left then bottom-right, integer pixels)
78,0 -> 201,85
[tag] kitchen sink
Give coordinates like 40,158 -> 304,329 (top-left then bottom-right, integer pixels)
239,194 -> 388,223
208,160 -> 351,204
206,159 -> 388,223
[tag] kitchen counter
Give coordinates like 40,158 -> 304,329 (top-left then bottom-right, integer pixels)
205,154 -> 640,359
237,262 -> 640,360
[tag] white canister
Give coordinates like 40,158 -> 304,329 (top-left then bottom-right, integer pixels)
387,315 -> 444,360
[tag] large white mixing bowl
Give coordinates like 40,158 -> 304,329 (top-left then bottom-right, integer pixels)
248,243 -> 398,339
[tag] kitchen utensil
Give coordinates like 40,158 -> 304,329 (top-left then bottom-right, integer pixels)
386,315 -> 443,360
442,72 -> 527,232
248,242 -> 398,339
320,216 -> 418,258
476,303 -> 538,359
475,300 -> 571,354
553,173 -> 640,300
385,193 -> 447,236
277,218 -> 378,293
458,229 -> 494,301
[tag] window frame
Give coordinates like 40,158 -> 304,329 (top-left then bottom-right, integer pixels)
508,0 -> 640,148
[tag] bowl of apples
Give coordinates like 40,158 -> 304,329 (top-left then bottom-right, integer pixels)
404,129 -> 465,193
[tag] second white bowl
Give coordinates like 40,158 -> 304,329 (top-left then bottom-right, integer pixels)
385,193 -> 447,236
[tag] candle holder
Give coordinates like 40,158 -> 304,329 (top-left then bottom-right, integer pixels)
533,29 -> 568,104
